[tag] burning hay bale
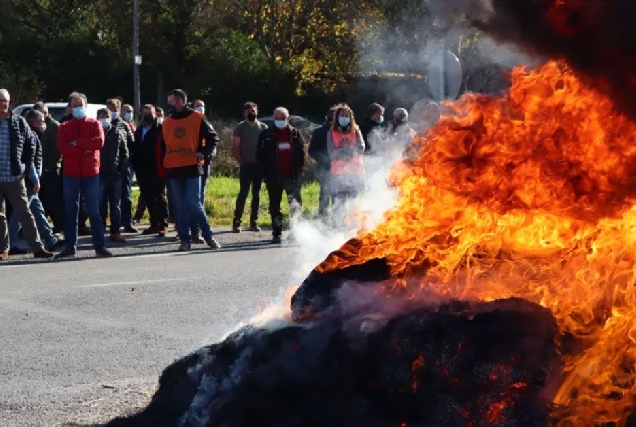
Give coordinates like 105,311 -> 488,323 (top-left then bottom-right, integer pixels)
105,298 -> 558,427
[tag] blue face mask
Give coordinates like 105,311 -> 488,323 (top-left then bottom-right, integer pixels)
195,106 -> 205,113
100,119 -> 110,129
72,107 -> 86,119
111,111 -> 119,120
123,112 -> 133,122
377,115 -> 384,125
338,116 -> 350,127
274,120 -> 286,129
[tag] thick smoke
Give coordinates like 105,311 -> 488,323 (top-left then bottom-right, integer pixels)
428,0 -> 636,118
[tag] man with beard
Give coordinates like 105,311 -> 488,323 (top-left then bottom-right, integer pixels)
33,101 -> 64,234
160,89 -> 220,251
8,109 -> 63,254
231,101 -> 267,233
132,104 -> 168,237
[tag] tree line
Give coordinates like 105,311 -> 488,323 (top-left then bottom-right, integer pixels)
0,0 -> 508,120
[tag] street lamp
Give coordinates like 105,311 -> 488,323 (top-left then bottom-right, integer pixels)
133,0 -> 141,114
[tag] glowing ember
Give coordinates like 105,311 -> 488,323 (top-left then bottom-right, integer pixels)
312,61 -> 636,425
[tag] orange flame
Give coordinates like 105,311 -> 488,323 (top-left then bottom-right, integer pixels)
317,60 -> 636,425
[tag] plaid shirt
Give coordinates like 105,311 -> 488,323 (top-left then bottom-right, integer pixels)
0,118 -> 23,183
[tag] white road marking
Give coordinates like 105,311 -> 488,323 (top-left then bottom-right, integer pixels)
79,276 -> 205,288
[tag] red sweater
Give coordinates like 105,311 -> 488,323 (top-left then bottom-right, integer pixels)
58,117 -> 105,178
275,127 -> 293,178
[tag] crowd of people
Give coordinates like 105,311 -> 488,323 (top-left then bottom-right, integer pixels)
0,87 -> 439,260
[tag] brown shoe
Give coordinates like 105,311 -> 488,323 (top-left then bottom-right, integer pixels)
0,251 -> 8,260
109,234 -> 127,243
191,234 -> 205,244
34,249 -> 54,259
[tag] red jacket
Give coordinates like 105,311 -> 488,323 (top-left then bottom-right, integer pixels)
58,117 -> 105,178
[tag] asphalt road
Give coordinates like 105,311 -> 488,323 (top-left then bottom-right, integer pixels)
0,228 -> 316,427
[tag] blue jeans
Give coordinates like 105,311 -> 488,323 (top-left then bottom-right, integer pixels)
190,164 -> 211,236
63,175 -> 106,251
8,188 -> 58,249
169,177 -> 213,243
120,166 -> 133,227
100,174 -> 123,235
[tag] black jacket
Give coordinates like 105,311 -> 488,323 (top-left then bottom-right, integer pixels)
359,116 -> 381,154
99,126 -> 129,175
132,122 -> 162,176
111,117 -> 135,165
160,107 -> 219,179
3,111 -> 36,177
308,122 -> 330,170
25,130 -> 43,188
257,125 -> 305,182
41,116 -> 61,172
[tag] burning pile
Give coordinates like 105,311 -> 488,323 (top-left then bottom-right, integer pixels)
106,1 -> 636,426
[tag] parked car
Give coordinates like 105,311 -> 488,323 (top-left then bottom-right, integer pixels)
13,102 -> 107,121
259,115 -> 320,131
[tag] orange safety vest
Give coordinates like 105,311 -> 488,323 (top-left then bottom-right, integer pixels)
331,129 -> 365,175
162,113 -> 201,169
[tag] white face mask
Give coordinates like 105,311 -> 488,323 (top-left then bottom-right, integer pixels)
156,117 -> 164,125
195,106 -> 205,113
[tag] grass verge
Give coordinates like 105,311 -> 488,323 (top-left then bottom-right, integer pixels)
133,177 -> 319,227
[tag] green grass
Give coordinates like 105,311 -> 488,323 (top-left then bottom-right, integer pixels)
133,177 -> 320,227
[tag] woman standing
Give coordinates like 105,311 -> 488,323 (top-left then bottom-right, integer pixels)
326,104 -> 366,226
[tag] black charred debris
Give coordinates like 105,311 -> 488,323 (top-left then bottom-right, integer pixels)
105,289 -> 559,427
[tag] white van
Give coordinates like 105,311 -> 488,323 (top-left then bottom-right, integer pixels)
13,103 -> 107,122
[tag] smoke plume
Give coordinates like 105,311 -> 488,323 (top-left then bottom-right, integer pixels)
427,0 -> 636,118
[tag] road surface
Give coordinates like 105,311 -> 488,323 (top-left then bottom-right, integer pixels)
0,229 -> 317,426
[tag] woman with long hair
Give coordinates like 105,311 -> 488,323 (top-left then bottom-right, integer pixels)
326,103 -> 366,226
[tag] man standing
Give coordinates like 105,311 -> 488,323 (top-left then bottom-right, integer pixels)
56,92 -> 112,258
133,104 -> 168,237
257,107 -> 304,244
160,89 -> 220,251
33,101 -> 64,233
107,98 -> 138,234
97,108 -> 128,244
359,102 -> 385,155
122,104 -> 136,132
0,89 -> 53,259
8,110 -> 63,254
231,101 -> 267,233
309,106 -> 337,219
190,98 -> 214,243
192,99 -> 205,114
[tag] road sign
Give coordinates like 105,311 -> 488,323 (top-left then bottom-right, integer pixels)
427,49 -> 463,101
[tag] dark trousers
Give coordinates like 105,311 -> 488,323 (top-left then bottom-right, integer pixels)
315,166 -> 333,216
138,172 -> 168,229
40,169 -> 64,233
266,177 -> 301,237
233,163 -> 263,225
134,193 -> 147,221
120,166 -> 133,227
99,173 -> 123,235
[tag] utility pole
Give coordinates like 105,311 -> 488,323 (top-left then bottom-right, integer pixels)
133,0 -> 141,114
